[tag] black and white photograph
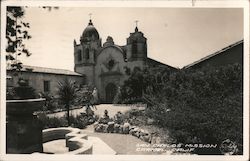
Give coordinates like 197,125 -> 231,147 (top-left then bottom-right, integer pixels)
0,0 -> 249,161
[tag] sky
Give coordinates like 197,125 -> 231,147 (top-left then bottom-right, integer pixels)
16,7 -> 243,71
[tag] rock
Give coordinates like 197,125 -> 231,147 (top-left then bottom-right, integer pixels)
95,124 -> 103,132
140,129 -> 149,137
122,126 -> 129,134
129,129 -> 134,135
114,124 -> 120,133
108,121 -> 115,125
155,136 -> 162,144
151,136 -> 162,144
103,124 -> 108,133
123,122 -> 130,128
93,122 -> 99,129
119,125 -> 124,134
114,112 -> 124,124
147,118 -> 154,125
99,115 -> 110,124
139,129 -> 145,136
123,122 -> 130,134
131,127 -> 139,137
129,126 -> 136,135
129,126 -> 137,131
141,134 -> 151,143
88,118 -> 94,124
107,121 -> 115,133
123,128 -> 129,134
135,128 -> 142,137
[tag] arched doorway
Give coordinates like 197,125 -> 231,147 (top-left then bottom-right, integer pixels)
105,83 -> 117,103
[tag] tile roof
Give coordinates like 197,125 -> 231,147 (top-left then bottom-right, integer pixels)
146,58 -> 178,70
7,65 -> 83,76
183,40 -> 243,69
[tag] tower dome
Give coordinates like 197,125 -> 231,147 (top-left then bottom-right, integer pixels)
81,19 -> 100,43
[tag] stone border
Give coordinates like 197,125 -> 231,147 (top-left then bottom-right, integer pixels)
94,122 -> 152,143
34,127 -> 93,154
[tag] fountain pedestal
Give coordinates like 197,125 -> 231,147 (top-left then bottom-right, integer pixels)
6,98 -> 45,154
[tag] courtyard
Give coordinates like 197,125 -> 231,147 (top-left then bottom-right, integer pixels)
43,124 -> 165,155
45,104 -> 158,154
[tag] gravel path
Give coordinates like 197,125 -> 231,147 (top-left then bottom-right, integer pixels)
47,104 -> 145,118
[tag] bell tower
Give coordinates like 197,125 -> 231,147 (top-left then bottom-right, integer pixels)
126,21 -> 147,61
74,16 -> 101,85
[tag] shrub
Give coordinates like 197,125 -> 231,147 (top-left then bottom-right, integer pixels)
69,115 -> 88,129
7,78 -> 37,100
38,113 -> 89,129
40,92 -> 60,111
38,113 -> 68,129
120,64 -> 243,154
123,109 -> 148,126
146,64 -> 243,154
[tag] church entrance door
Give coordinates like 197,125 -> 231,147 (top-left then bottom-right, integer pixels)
105,83 -> 117,103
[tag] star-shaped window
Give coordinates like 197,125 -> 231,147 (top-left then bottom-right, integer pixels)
108,59 -> 115,69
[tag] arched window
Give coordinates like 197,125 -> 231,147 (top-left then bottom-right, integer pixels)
132,40 -> 137,57
85,48 -> 90,59
77,50 -> 82,61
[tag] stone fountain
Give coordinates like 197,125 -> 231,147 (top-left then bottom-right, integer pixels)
6,98 -> 45,153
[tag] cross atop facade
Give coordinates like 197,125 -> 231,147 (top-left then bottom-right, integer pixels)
89,13 -> 92,19
135,20 -> 139,27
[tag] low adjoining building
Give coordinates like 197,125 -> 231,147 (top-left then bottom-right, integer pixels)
183,40 -> 243,70
7,65 -> 85,97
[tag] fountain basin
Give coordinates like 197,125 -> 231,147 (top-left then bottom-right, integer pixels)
7,98 -> 45,115
40,127 -> 93,154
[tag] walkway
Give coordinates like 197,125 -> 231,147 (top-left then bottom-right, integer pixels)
43,136 -> 116,155
81,125 -> 164,155
47,104 -> 145,118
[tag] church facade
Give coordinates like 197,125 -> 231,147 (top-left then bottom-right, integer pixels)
73,19 -> 175,103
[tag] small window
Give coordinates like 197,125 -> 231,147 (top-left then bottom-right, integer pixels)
132,40 -> 137,57
7,76 -> 13,87
24,79 -> 29,85
44,80 -> 50,92
85,48 -> 90,59
78,50 -> 82,61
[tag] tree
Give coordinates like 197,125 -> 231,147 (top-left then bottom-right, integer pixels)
57,78 -> 79,126
120,67 -> 144,103
6,6 -> 59,71
119,66 -> 174,103
6,6 -> 32,71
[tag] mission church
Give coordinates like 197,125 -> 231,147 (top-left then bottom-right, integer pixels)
73,18 -> 176,103
7,18 -> 176,103
7,18 -> 243,103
